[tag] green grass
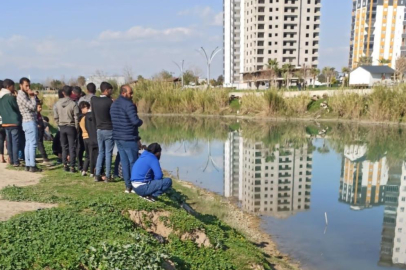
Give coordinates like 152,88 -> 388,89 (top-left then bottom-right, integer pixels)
0,144 -> 273,270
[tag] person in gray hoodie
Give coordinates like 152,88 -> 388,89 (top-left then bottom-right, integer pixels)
54,85 -> 79,173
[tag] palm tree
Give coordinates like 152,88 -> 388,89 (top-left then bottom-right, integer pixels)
322,67 -> 336,87
357,56 -> 372,67
282,63 -> 294,89
379,58 -> 391,66
310,67 -> 320,88
266,58 -> 279,87
341,67 -> 350,88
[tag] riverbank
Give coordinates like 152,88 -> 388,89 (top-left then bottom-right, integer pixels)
0,155 -> 297,270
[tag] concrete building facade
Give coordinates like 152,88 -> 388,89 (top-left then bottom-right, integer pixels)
223,0 -> 322,88
349,0 -> 406,69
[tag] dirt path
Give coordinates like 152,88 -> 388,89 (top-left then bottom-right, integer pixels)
0,163 -> 55,221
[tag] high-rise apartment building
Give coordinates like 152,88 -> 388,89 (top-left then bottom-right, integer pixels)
349,0 -> 406,69
223,0 -> 322,88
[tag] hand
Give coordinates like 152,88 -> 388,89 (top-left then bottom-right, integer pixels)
27,89 -> 35,96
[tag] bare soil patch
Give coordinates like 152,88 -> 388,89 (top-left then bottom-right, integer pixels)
0,163 -> 56,221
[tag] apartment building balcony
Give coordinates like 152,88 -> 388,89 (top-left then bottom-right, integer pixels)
315,0 -> 321,6
284,0 -> 298,6
279,173 -> 292,178
305,191 -> 311,196
314,8 -> 321,15
307,157 -> 312,161
258,7 -> 265,13
305,198 -> 311,203
306,177 -> 311,183
283,42 -> 296,47
258,24 -> 265,30
313,33 -> 320,38
279,150 -> 292,156
258,16 -> 265,22
284,7 -> 298,14
278,187 -> 292,191
306,164 -> 312,169
305,185 -> 311,189
306,171 -> 312,176
277,207 -> 291,212
282,57 -> 296,63
279,165 -> 292,170
278,194 -> 291,198
305,205 -> 310,210
278,180 -> 292,184
278,201 -> 290,205
283,24 -> 297,30
279,159 -> 292,163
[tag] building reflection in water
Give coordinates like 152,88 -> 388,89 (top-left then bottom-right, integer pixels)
224,131 -> 313,218
379,161 -> 406,268
339,145 -> 388,210
338,144 -> 406,267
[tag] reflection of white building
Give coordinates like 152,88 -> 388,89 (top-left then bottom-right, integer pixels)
224,131 -> 313,218
339,145 -> 388,210
224,131 -> 243,199
379,162 -> 406,267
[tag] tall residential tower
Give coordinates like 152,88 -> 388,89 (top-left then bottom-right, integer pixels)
349,0 -> 406,69
223,0 -> 322,88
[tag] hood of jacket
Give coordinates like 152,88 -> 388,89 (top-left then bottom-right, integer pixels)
60,97 -> 73,107
0,88 -> 11,99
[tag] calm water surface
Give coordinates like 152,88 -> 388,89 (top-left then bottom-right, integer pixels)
141,116 -> 406,270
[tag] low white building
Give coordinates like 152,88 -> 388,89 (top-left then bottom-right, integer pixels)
349,66 -> 395,87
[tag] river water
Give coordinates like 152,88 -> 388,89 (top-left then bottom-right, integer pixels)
140,116 -> 406,270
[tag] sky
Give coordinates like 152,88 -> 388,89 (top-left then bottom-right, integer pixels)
0,0 -> 353,83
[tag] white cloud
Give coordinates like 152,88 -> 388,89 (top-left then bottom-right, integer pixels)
178,6 -> 223,26
213,12 -> 223,26
99,26 -> 193,41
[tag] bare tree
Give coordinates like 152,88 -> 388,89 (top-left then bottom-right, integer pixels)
122,65 -> 134,83
77,76 -> 86,86
396,56 -> 406,81
94,70 -> 108,79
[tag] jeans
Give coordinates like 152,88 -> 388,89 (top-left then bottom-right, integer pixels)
60,126 -> 77,168
22,121 -> 38,167
5,127 -> 20,165
133,178 -> 172,198
114,152 -> 121,177
116,140 -> 139,189
37,127 -> 48,160
96,129 -> 114,178
83,139 -> 98,174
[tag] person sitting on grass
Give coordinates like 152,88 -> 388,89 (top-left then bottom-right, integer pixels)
130,143 -> 172,202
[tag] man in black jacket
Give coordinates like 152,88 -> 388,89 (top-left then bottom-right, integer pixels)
91,82 -> 113,182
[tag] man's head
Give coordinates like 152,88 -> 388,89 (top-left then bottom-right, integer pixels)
71,86 -> 82,101
87,83 -> 96,94
147,143 -> 162,160
79,101 -> 90,114
3,79 -> 15,93
120,85 -> 133,100
100,82 -> 113,97
57,89 -> 64,99
62,85 -> 72,98
19,77 -> 31,92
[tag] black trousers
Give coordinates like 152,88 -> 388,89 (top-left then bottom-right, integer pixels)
37,127 -> 48,160
83,139 -> 98,174
76,135 -> 85,170
60,126 -> 77,168
0,127 -> 5,155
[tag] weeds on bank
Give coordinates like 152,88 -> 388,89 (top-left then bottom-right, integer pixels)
0,149 -> 271,270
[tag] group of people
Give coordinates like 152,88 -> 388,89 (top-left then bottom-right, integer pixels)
0,78 -> 172,201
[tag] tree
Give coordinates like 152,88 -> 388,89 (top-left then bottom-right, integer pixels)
318,73 -> 326,83
322,67 -> 335,87
123,65 -> 134,83
183,70 -> 198,85
310,68 -> 320,88
379,58 -> 391,65
341,67 -> 350,88
266,58 -> 279,87
396,56 -> 406,81
77,76 -> 86,87
281,63 -> 294,89
137,75 -> 145,81
50,80 -> 64,90
152,70 -> 173,81
357,56 -> 372,67
31,83 -> 44,90
217,75 -> 224,86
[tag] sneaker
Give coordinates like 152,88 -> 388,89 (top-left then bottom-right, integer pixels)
94,175 -> 103,182
63,166 -> 69,172
29,166 -> 42,173
25,166 -> 30,171
139,196 -> 156,202
70,167 -> 77,173
81,171 -> 87,177
124,188 -> 131,194
90,174 -> 94,178
104,176 -> 113,183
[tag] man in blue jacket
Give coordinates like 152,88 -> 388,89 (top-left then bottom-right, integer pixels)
131,143 -> 172,201
110,85 -> 143,193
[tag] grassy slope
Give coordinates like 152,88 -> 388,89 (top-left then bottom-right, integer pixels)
0,144 -> 280,270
